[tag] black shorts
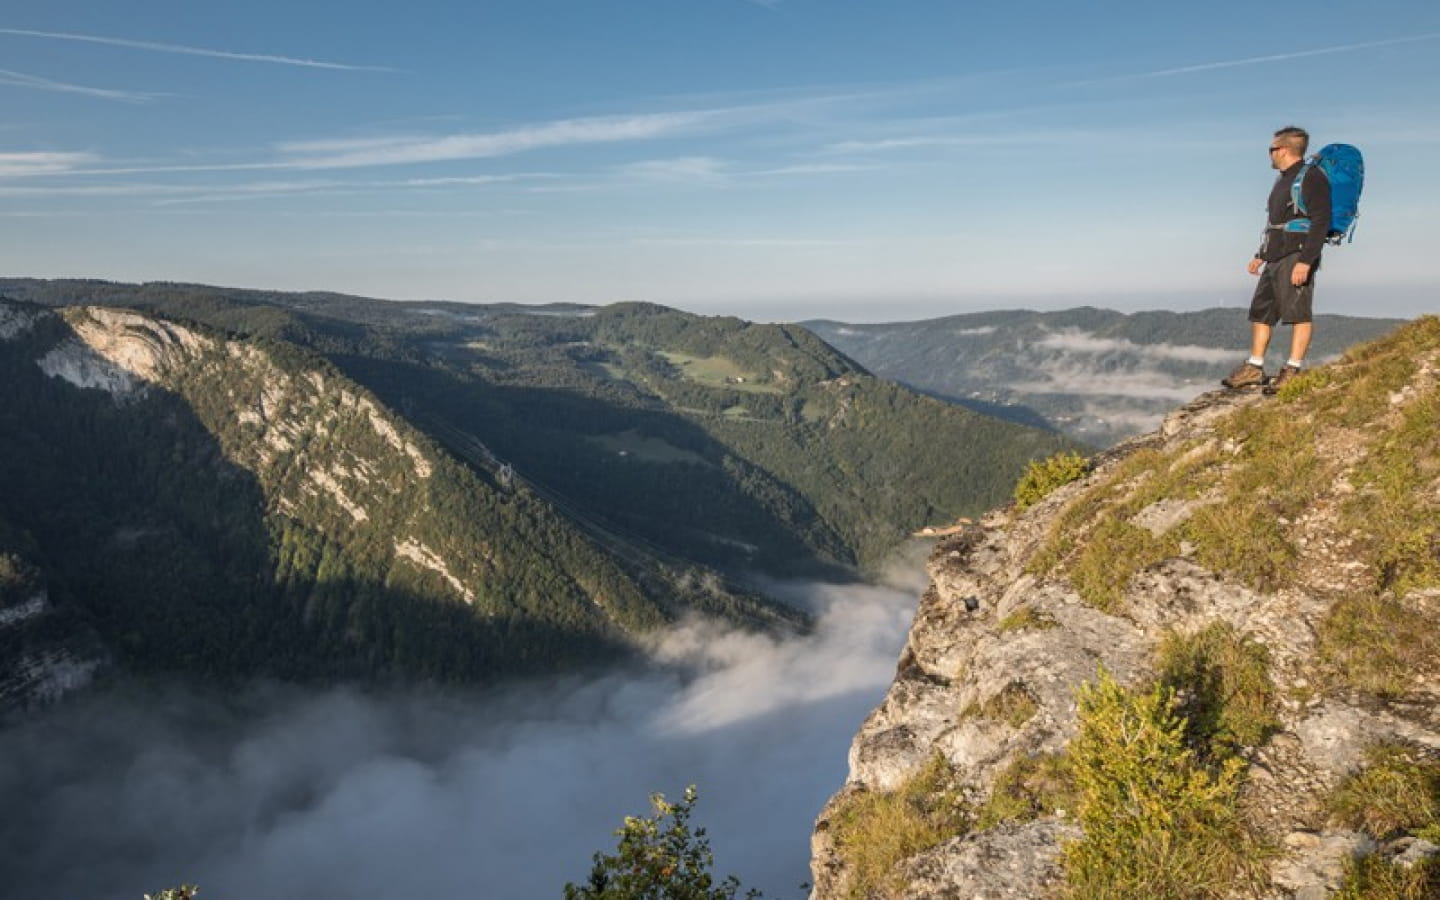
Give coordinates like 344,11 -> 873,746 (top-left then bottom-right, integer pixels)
1249,252 -> 1316,326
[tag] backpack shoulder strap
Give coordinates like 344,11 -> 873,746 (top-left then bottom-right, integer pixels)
1290,158 -> 1324,217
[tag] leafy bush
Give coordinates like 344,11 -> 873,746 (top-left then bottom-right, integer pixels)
829,754 -> 971,899
564,786 -> 762,900
1061,669 -> 1268,899
1014,452 -> 1089,511
1328,743 -> 1440,839
143,888 -> 197,900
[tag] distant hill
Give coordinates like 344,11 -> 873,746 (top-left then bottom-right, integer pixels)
0,280 -> 1078,701
805,307 -> 1405,447
0,279 -> 1078,574
2,300 -> 771,702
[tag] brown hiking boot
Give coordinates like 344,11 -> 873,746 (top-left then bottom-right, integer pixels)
1263,364 -> 1302,395
1222,361 -> 1266,389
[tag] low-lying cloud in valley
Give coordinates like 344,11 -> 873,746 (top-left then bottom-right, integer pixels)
0,578 -> 920,900
1031,329 -> 1235,365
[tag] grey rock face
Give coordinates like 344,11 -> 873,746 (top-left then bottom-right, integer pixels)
897,822 -> 1079,899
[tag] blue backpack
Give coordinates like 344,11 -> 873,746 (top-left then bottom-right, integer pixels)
1285,143 -> 1364,244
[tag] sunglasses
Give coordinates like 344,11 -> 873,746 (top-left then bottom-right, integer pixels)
1268,146 -> 1283,153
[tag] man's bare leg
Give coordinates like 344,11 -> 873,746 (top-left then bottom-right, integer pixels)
1288,322 -> 1313,365
1250,323 -> 1273,361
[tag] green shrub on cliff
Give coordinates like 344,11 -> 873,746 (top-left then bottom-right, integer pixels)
1014,451 -> 1088,511
1061,668 -> 1268,899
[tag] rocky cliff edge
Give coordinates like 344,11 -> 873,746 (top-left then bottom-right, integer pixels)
811,316 -> 1440,899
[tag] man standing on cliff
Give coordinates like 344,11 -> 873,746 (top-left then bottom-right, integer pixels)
1222,126 -> 1332,394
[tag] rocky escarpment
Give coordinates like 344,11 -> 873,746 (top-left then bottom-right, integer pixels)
812,317 -> 1440,899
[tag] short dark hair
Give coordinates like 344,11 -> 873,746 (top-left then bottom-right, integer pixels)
1273,126 -> 1310,155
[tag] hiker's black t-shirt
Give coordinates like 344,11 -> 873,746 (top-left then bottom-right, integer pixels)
1257,161 -> 1332,266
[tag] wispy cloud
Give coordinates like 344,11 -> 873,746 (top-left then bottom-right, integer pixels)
0,151 -> 100,176
1011,369 -> 1203,401
149,172 -> 554,205
750,162 -> 873,176
0,171 -> 555,205
1083,32 -> 1440,83
0,67 -> 161,102
46,112 -> 722,178
620,156 -> 873,184
276,111 -> 717,169
620,156 -> 729,181
632,236 -> 861,248
49,161 -> 297,177
0,182 -> 194,198
1033,330 -> 1234,364
824,134 -> 1051,154
0,28 -> 393,71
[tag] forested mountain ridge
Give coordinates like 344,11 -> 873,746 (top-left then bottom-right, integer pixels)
807,307 -> 1405,447
0,298 -> 793,704
0,279 -> 1080,574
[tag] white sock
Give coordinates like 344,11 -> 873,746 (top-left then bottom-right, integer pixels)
1247,356 -> 1265,367
1287,359 -> 1304,369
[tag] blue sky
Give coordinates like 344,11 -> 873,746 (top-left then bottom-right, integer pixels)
1,0 -> 1437,321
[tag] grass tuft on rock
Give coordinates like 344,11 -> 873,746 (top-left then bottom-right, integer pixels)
977,752 -> 1077,830
1317,594 -> 1440,698
1341,388 -> 1440,597
1155,621 -> 1279,756
961,681 -> 1040,729
1334,853 -> 1440,900
1328,742 -> 1440,839
997,604 -> 1059,633
829,754 -> 972,899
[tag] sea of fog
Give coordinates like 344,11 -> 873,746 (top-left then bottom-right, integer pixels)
0,573 -> 922,900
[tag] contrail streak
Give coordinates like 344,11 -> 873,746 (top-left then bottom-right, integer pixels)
0,67 -> 160,102
0,27 -> 394,71
1070,31 -> 1440,86
1140,31 -> 1440,78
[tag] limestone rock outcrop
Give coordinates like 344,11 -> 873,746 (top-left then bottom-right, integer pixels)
811,317 -> 1440,898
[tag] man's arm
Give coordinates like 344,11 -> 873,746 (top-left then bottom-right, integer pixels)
1291,167 -> 1332,285
1298,168 -> 1332,265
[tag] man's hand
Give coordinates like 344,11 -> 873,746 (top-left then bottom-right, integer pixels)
1291,261 -> 1312,286
1247,257 -> 1264,276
